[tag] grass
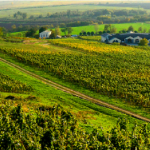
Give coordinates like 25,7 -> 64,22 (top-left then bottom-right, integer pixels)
65,22 -> 150,35
8,22 -> 150,37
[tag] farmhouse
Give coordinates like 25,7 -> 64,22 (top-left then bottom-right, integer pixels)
101,31 -> 150,45
39,30 -> 51,39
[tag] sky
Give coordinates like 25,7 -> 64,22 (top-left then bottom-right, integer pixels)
0,0 -> 146,1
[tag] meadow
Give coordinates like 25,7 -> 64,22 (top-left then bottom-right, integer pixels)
9,22 -> 150,38
65,22 -> 150,35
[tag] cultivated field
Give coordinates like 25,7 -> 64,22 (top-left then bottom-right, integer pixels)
0,37 -> 150,118
1,37 -> 150,148
0,3 -> 146,18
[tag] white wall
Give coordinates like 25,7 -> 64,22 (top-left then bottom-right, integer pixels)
40,32 -> 51,39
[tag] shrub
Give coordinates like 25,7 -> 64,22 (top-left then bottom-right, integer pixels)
139,38 -> 149,46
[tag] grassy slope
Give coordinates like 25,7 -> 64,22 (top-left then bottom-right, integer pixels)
0,39 -> 150,123
1,59 -> 147,133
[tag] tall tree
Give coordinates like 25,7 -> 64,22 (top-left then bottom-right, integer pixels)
110,27 -> 117,33
61,28 -> 67,36
94,23 -> 99,34
22,13 -> 27,20
49,29 -> 56,39
26,28 -> 37,37
0,27 -> 3,37
67,27 -> 73,35
39,27 -> 47,34
138,27 -> 142,33
128,26 -> 134,32
143,28 -> 147,33
55,27 -> 61,36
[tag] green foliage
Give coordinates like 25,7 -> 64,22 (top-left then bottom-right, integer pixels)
0,27 -> 3,36
0,72 -> 32,93
128,25 -> 134,31
39,26 -> 47,34
139,38 -> 149,46
49,29 -> 56,39
0,102 -> 150,149
26,28 -> 37,37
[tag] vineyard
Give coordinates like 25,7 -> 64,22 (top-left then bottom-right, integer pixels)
0,101 -> 150,150
1,38 -> 150,109
0,72 -> 32,93
79,36 -> 101,41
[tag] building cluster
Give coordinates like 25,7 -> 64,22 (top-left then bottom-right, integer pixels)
101,31 -> 150,45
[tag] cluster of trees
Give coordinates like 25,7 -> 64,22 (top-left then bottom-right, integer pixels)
47,9 -> 147,19
80,24 -> 117,36
79,24 -> 150,36
0,26 -> 7,37
13,11 -> 27,20
10,8 -> 149,28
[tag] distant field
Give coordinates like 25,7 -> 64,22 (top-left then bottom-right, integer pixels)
62,22 -> 150,35
1,1 -> 149,10
9,22 -> 150,37
0,4 -> 146,18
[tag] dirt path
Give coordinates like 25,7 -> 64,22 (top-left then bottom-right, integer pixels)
0,57 -> 150,123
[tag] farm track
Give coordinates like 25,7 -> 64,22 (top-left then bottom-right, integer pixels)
1,57 -> 150,123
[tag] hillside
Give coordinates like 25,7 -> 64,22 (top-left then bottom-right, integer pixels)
0,37 -> 150,149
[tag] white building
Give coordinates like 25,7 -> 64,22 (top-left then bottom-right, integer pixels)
39,30 -> 51,39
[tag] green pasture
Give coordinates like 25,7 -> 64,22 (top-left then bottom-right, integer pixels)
67,22 -> 150,35
8,22 -> 150,37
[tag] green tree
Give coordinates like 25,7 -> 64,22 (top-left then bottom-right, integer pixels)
143,28 -> 147,33
55,27 -> 61,36
128,26 -> 134,31
67,27 -> 73,35
49,29 -> 56,39
60,23 -> 66,28
0,27 -> 3,36
39,27 -> 47,34
104,24 -> 111,32
29,15 -> 34,19
110,27 -> 117,33
22,13 -> 27,20
26,28 -> 37,37
11,24 -> 16,31
139,38 -> 149,46
61,28 -> 67,35
138,27 -> 142,33
94,23 -> 99,34
47,12 -> 51,17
